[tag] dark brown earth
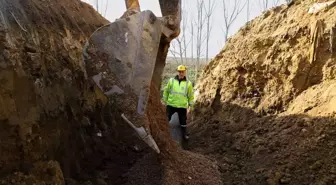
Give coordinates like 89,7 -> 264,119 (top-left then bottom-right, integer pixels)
0,0 -> 149,183
146,82 -> 222,185
0,0 -> 221,184
190,1 -> 336,185
5,0 -> 336,184
190,103 -> 336,185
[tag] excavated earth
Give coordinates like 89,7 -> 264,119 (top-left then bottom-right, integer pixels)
190,0 -> 336,185
0,0 -> 221,184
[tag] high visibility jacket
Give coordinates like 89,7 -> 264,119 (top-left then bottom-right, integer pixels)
162,76 -> 194,109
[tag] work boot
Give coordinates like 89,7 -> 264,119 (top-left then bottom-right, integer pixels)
181,127 -> 189,140
182,133 -> 189,150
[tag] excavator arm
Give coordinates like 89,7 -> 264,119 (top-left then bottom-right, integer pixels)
125,0 -> 181,17
125,0 -> 181,40
83,0 -> 181,154
158,0 -> 181,40
125,0 -> 140,11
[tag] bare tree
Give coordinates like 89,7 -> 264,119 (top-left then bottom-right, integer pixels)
259,0 -> 281,11
247,0 -> 250,22
194,0 -> 207,81
204,0 -> 216,62
104,0 -> 108,17
182,6 -> 189,63
169,40 -> 183,64
178,38 -> 184,64
259,0 -> 268,11
92,0 -> 108,17
181,4 -> 191,65
191,21 -> 194,67
222,0 -> 247,42
272,0 -> 280,7
96,0 -> 99,12
169,1 -> 191,65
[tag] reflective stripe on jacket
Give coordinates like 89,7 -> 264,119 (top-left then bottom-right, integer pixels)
162,76 -> 194,109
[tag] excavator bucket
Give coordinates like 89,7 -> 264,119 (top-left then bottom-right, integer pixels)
83,0 -> 181,154
83,11 -> 162,153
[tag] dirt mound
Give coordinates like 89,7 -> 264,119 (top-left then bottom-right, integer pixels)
0,0 -> 221,184
145,83 -> 222,185
191,0 -> 336,184
191,103 -> 336,185
0,0 -> 149,183
196,0 -> 336,115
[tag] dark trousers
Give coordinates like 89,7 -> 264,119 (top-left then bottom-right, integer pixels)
166,105 -> 187,136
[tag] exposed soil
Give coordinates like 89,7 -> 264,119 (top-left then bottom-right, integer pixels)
0,0 -> 151,183
0,0 -> 221,184
190,103 -> 336,185
191,0 -> 336,185
6,0 -> 336,184
109,83 -> 222,185
146,82 -> 222,185
196,0 -> 336,115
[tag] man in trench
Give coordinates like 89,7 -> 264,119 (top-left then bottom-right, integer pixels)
162,65 -> 194,141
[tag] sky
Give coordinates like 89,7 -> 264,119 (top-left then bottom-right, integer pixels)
81,0 -> 287,59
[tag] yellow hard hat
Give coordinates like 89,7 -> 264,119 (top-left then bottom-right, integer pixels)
177,65 -> 187,71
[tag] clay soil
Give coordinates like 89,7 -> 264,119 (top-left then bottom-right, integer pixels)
4,0 -> 336,184
0,0 -> 221,184
190,0 -> 336,185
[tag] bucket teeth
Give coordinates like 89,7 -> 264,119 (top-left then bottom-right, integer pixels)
121,114 -> 160,154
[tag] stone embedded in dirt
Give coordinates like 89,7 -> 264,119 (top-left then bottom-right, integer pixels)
280,177 -> 291,184
310,160 -> 323,170
256,168 -> 266,173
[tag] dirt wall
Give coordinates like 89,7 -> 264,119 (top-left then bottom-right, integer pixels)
0,0 -> 153,184
191,1 -> 336,184
196,0 -> 336,115
0,0 -> 223,184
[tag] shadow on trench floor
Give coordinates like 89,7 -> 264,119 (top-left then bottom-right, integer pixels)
188,102 -> 336,185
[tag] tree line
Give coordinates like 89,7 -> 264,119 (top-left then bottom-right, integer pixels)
90,0 -> 289,82
170,0 -> 288,82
